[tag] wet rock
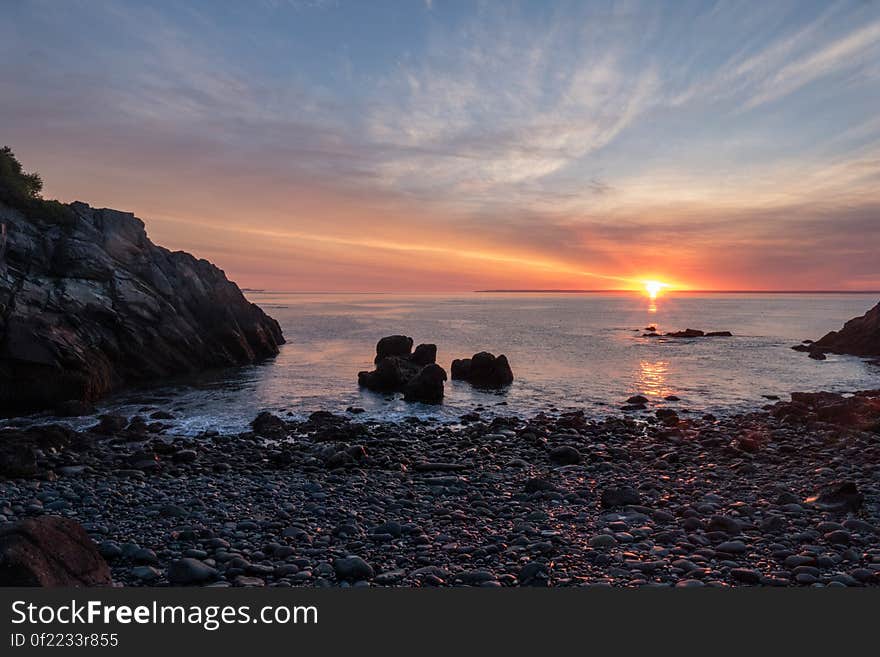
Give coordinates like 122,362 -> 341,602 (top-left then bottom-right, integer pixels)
94,414 -> 128,434
809,301 -> 880,357
375,335 -> 414,363
450,352 -> 514,388
403,363 -> 447,404
411,343 -> 437,366
359,336 -> 444,401
665,329 -> 704,338
252,412 -> 286,437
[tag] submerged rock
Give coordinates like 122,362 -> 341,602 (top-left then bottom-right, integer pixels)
450,351 -> 514,388
663,328 -> 732,338
0,199 -> 284,414
666,328 -> 705,338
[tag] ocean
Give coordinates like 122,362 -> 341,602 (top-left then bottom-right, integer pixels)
14,292 -> 880,435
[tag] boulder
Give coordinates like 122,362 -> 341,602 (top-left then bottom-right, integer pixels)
0,198 -> 284,414
808,302 -> 880,357
771,390 -> 880,431
403,363 -> 447,404
374,335 -> 414,363
358,356 -> 412,392
0,516 -> 112,586
358,336 -> 445,401
411,343 -> 437,366
450,351 -> 514,388
251,411 -> 286,437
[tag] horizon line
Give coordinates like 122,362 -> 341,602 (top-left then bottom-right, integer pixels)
241,288 -> 880,295
476,289 -> 880,294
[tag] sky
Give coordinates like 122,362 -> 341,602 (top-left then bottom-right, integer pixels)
2,0 -> 880,292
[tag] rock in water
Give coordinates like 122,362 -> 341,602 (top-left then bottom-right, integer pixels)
358,335 -> 446,402
0,199 -> 284,414
809,301 -> 880,357
665,328 -> 704,338
450,351 -> 514,388
0,516 -> 112,586
403,363 -> 447,404
374,335 -> 414,363
411,343 -> 437,366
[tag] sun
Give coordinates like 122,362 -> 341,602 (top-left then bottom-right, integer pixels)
643,280 -> 669,300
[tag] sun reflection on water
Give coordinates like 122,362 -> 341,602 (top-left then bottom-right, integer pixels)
638,360 -> 671,398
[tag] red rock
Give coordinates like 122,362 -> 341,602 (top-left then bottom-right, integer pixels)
0,516 -> 112,586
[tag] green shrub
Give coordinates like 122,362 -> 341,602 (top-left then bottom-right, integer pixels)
0,146 -> 73,224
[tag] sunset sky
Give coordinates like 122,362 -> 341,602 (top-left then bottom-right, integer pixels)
2,0 -> 879,291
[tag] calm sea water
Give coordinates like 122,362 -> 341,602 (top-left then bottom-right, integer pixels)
18,292 -> 880,435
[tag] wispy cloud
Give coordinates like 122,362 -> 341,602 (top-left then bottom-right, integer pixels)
2,0 -> 879,290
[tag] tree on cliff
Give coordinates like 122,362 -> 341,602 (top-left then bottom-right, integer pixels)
0,146 -> 71,223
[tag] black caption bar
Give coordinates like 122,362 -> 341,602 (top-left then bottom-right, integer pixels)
1,588 -> 877,654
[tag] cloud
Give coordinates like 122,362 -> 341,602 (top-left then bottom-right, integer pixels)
363,10 -> 661,200
2,0 -> 880,290
672,5 -> 880,110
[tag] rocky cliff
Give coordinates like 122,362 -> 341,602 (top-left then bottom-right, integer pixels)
810,301 -> 880,358
0,200 -> 284,413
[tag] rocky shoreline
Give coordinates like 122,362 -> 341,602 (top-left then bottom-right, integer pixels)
1,390 -> 878,587
0,146 -> 284,415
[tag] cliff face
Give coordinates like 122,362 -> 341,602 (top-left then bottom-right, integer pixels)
812,301 -> 880,357
0,201 -> 284,413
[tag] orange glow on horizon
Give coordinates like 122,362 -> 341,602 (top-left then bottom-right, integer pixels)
643,280 -> 670,300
